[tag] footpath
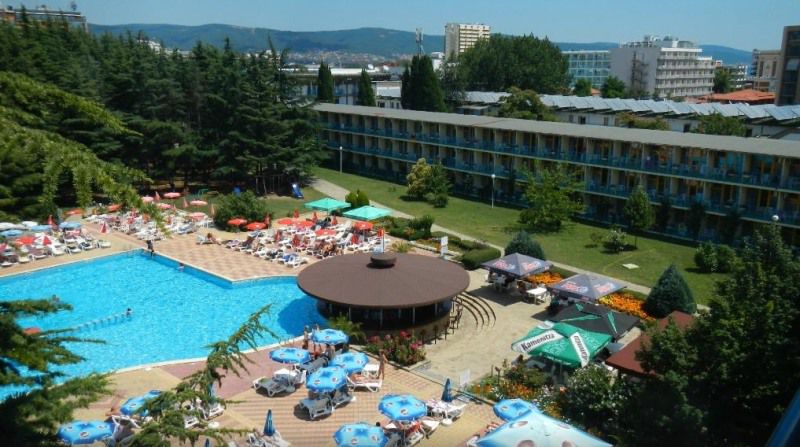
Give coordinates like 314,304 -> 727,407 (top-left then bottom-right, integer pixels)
311,178 -> 653,295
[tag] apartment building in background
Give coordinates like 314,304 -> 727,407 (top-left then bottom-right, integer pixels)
715,62 -> 749,91
444,23 -> 491,58
776,25 -> 800,105
751,49 -> 782,92
317,104 -> 800,243
0,4 -> 88,32
564,50 -> 611,88
609,35 -> 714,98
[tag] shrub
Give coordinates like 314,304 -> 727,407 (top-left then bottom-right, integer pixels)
365,332 -> 425,366
345,191 -> 358,208
714,244 -> 737,273
461,247 -> 502,270
212,191 -> 271,230
327,314 -> 366,343
505,230 -> 546,259
391,241 -> 412,253
430,231 -> 461,245
604,227 -> 627,253
408,214 -> 435,239
428,191 -> 449,208
694,242 -> 718,273
356,190 -> 370,207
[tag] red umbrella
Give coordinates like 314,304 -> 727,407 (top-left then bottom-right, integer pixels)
293,208 -> 299,218
15,235 -> 35,245
157,203 -> 173,210
246,222 -> 266,231
190,200 -> 207,206
141,196 -> 154,203
154,191 -> 161,202
353,221 -> 373,231
164,192 -> 181,199
292,234 -> 300,246
66,208 -> 82,216
100,221 -> 109,234
332,216 -> 339,226
276,217 -> 294,226
190,212 -> 206,220
106,204 -> 121,212
227,218 -> 247,226
312,211 -> 318,221
351,234 -> 359,244
23,327 -> 41,335
40,235 -> 52,245
295,220 -> 313,228
315,229 -> 337,237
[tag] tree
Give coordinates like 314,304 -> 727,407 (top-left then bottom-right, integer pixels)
713,68 -> 732,93
355,190 -> 370,207
557,366 -> 629,437
356,68 -> 375,106
504,230 -> 546,259
425,161 -> 450,208
406,158 -> 432,199
400,55 -> 446,112
212,191 -> 272,229
623,185 -> 655,247
316,60 -> 334,102
345,191 -> 358,208
328,315 -> 365,344
519,164 -> 584,232
601,76 -> 627,98
457,34 -> 569,93
719,208 -> 741,244
618,112 -> 669,130
696,113 -> 746,137
644,264 -> 696,317
573,78 -> 593,97
437,55 -> 466,106
686,201 -> 706,240
498,87 -> 555,121
655,196 -> 672,232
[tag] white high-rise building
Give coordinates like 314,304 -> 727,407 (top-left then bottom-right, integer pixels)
609,35 -> 714,98
444,23 -> 491,58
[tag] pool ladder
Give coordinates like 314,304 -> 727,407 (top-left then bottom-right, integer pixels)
71,312 -> 132,331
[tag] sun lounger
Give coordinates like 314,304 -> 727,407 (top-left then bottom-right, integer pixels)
426,399 -> 467,420
297,357 -> 327,375
330,387 -> 354,408
286,256 -> 308,268
96,240 -> 111,249
347,376 -> 383,392
253,376 -> 296,397
246,431 -> 291,447
296,396 -> 333,420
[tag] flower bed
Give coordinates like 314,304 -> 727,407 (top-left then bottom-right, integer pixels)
598,292 -> 654,321
526,271 -> 563,286
364,331 -> 426,366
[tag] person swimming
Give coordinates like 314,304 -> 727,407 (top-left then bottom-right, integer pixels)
178,262 -> 184,271
125,308 -> 133,317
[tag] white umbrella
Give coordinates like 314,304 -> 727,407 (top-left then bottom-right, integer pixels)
21,221 -> 39,228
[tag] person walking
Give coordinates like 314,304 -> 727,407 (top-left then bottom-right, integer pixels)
378,349 -> 388,380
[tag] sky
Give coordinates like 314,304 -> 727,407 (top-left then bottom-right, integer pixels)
13,0 -> 798,50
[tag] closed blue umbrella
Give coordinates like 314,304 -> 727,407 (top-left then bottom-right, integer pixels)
334,423 -> 388,447
493,398 -> 538,421
306,366 -> 348,393
311,328 -> 349,345
476,411 -> 613,447
441,378 -> 454,403
120,390 -> 161,417
57,420 -> 114,445
59,222 -> 81,230
331,352 -> 369,374
378,394 -> 427,422
0,229 -> 23,237
30,224 -> 52,232
263,409 -> 275,437
204,438 -> 212,447
270,347 -> 311,365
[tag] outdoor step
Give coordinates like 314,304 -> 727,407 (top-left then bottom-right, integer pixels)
453,296 -> 481,329
458,292 -> 495,328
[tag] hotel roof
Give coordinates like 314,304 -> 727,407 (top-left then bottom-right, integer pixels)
315,103 -> 800,157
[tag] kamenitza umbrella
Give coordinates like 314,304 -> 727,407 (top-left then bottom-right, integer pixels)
511,322 -> 611,369
481,253 -> 552,278
343,205 -> 391,221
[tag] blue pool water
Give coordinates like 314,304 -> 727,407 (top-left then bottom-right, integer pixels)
0,251 -> 325,393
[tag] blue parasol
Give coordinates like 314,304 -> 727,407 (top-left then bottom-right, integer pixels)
311,328 -> 349,345
306,366 -> 347,393
330,352 -> 369,374
263,409 -> 275,437
204,438 -> 212,447
476,411 -> 613,447
120,390 -> 161,417
441,378 -> 454,403
57,420 -> 114,445
378,394 -> 427,422
0,229 -> 23,237
334,423 -> 388,447
493,398 -> 538,421
30,224 -> 52,232
59,222 -> 82,230
269,347 -> 311,365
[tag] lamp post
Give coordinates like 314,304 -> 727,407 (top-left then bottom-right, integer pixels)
491,173 -> 496,208
339,145 -> 343,173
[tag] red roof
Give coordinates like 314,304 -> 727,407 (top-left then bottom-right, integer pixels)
605,311 -> 695,376
699,89 -> 776,104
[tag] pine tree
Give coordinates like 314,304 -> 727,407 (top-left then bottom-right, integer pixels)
316,60 -> 334,102
505,230 -> 546,259
356,68 -> 375,106
400,55 -> 446,112
644,264 -> 696,318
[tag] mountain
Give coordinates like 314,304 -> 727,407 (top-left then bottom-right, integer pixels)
89,24 -> 752,65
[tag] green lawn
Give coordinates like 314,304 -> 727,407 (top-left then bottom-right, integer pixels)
312,167 -> 724,303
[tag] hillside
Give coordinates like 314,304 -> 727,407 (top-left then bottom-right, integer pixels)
90,24 -> 752,64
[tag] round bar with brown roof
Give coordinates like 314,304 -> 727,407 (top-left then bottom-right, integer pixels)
297,252 -> 470,330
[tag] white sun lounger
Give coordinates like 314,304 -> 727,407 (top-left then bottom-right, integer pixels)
347,376 -> 383,392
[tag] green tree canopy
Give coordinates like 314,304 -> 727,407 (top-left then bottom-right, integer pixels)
437,55 -> 466,105
644,264 -> 696,317
557,366 -> 629,437
504,230 -> 546,259
713,68 -> 732,93
520,164 -> 584,232
695,113 -> 747,137
400,55 -> 446,112
623,185 -> 655,247
573,78 -> 593,97
457,34 -> 569,93
601,76 -> 627,98
212,191 -> 272,229
356,68 -> 375,106
406,158 -> 432,199
316,60 -> 334,102
498,87 -> 555,121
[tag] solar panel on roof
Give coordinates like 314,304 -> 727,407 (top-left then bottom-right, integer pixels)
738,104 -> 768,120
670,103 -> 693,115
592,99 -> 612,111
572,97 -> 592,109
767,106 -> 797,121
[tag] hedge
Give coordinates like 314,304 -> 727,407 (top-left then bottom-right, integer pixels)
461,247 -> 502,270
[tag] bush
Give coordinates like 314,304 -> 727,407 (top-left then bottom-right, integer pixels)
461,247 -> 502,270
391,241 -> 412,253
505,230 -> 546,259
604,227 -> 627,253
212,191 -> 271,230
345,191 -> 358,208
694,242 -> 718,273
714,244 -> 737,273
430,231 -> 461,245
408,214 -> 435,239
356,190 -> 370,207
365,331 -> 425,366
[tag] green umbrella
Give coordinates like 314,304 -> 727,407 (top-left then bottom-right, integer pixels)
511,322 -> 611,368
342,205 -> 391,221
304,197 -> 351,212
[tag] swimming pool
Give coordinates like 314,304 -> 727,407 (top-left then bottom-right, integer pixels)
0,251 -> 325,393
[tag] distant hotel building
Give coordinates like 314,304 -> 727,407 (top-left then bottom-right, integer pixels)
714,62 -> 749,91
1,5 -> 88,32
316,103 -> 800,243
444,23 -> 490,58
609,35 -> 714,98
564,50 -> 610,88
295,66 -> 390,105
751,49 -> 782,92
776,25 -> 800,105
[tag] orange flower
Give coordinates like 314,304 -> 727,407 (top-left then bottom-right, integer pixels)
599,293 -> 654,321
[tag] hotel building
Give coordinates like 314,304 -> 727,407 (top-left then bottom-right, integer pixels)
444,23 -> 491,58
316,104 -> 800,242
564,50 -> 611,88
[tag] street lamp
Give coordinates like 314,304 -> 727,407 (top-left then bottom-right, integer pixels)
339,145 -> 343,173
491,173 -> 496,208
772,214 -> 780,223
